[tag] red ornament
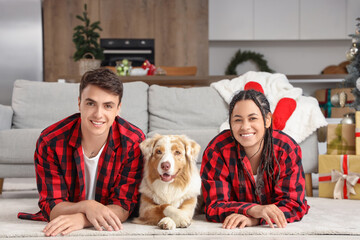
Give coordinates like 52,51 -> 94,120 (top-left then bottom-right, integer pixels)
141,60 -> 156,75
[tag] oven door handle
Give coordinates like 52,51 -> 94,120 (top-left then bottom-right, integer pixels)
103,50 -> 152,54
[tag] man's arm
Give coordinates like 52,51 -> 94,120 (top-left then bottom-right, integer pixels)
107,135 -> 145,217
107,204 -> 129,222
49,200 -> 123,230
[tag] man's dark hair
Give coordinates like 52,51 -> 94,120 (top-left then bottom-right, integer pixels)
79,68 -> 123,105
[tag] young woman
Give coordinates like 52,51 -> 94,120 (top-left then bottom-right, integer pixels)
200,89 -> 309,229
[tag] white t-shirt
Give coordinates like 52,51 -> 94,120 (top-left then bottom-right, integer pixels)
83,144 -> 105,200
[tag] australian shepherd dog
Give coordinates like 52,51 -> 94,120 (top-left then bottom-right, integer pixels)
133,134 -> 201,230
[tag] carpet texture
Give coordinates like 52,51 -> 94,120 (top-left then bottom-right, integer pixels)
0,197 -> 359,238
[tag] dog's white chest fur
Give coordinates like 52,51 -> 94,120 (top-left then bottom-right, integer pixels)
140,169 -> 201,207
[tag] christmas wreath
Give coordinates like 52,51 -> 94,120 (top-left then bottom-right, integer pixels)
225,49 -> 275,75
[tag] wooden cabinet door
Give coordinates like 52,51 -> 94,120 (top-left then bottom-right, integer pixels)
99,0 -> 155,38
154,0 -> 208,75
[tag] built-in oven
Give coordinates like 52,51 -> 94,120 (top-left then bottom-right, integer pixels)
100,38 -> 154,67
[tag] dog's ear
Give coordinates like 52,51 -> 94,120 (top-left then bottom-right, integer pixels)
140,134 -> 162,161
180,135 -> 200,163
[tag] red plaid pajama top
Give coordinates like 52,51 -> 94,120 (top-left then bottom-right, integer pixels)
18,113 -> 145,221
200,129 -> 309,224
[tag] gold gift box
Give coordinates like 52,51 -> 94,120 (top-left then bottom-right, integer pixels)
318,155 -> 360,200
327,124 -> 355,155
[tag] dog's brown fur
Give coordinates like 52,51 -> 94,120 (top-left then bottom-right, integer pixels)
133,134 -> 201,230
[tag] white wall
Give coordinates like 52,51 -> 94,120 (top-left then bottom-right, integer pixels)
209,40 -> 350,76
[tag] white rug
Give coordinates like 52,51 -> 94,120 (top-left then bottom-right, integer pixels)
0,197 -> 359,238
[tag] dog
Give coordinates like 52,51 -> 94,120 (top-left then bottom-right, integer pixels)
133,134 -> 201,230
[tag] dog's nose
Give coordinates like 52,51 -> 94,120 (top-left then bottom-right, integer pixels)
161,162 -> 171,171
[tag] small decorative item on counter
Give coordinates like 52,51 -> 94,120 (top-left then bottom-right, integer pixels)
116,59 -> 132,76
327,124 -> 355,155
79,53 -> 101,76
142,60 -> 156,75
130,67 -> 149,76
318,154 -> 360,200
154,66 -> 167,76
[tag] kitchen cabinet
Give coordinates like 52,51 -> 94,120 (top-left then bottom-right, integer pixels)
209,0 -> 352,41
347,0 -> 360,36
209,0 -> 253,40
254,0 -> 299,40
300,0 -> 346,40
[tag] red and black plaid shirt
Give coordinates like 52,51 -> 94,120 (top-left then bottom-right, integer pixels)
200,129 -> 309,224
18,113 -> 145,222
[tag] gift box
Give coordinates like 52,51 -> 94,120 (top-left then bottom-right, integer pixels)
356,112 -> 360,155
315,88 -> 354,118
321,107 -> 356,118
318,155 -> 360,199
327,124 -> 355,155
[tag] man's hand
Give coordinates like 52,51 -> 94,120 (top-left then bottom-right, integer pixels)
43,213 -> 87,236
82,200 -> 123,231
222,213 -> 259,229
247,204 -> 287,228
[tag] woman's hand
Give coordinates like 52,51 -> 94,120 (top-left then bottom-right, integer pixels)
247,204 -> 287,228
222,213 -> 259,229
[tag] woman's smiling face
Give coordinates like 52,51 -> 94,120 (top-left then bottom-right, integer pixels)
230,99 -> 271,153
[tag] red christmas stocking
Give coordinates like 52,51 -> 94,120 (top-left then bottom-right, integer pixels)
244,82 -> 264,94
272,98 -> 296,131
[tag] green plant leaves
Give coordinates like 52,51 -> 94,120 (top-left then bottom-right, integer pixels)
73,3 -> 104,61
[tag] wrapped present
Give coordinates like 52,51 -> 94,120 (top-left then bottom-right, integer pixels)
322,107 -> 356,118
319,155 -> 360,199
327,124 -> 355,155
356,112 -> 360,155
315,88 -> 354,118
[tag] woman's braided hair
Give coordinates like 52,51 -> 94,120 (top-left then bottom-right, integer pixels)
228,89 -> 280,184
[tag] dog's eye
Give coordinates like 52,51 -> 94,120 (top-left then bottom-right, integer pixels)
175,150 -> 181,155
156,149 -> 162,154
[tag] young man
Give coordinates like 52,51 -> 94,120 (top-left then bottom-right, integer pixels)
18,68 -> 145,236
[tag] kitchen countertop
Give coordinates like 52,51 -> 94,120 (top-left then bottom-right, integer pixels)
61,74 -> 347,87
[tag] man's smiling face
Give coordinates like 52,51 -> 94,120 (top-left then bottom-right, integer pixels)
78,84 -> 121,138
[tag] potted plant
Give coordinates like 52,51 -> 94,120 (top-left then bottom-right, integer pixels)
72,4 -> 104,75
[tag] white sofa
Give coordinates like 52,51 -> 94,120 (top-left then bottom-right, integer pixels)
0,79 -> 319,194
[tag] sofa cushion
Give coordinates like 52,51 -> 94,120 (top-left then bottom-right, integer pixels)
120,81 -> 149,133
12,80 -> 79,129
147,128 -> 219,165
0,129 -> 42,164
149,85 -> 228,132
11,80 -> 149,133
299,131 -> 318,174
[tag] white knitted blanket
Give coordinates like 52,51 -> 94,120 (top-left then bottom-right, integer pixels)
211,71 -> 327,143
